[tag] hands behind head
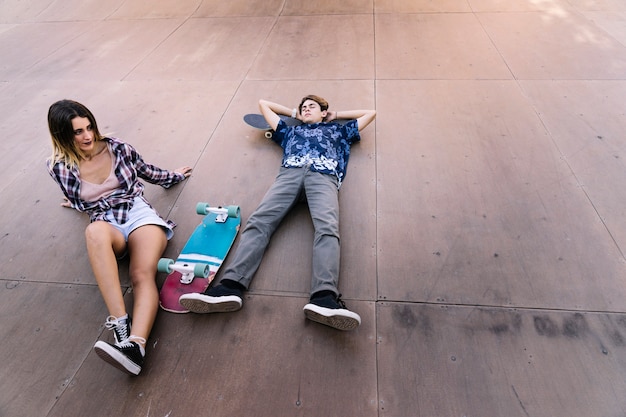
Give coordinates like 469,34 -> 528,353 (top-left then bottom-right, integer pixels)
175,166 -> 193,178
324,111 -> 337,122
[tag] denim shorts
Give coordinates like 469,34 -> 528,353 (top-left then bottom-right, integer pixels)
103,197 -> 174,242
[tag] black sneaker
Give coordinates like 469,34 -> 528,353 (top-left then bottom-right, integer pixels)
303,292 -> 361,331
103,315 -> 131,345
94,339 -> 145,376
179,281 -> 243,314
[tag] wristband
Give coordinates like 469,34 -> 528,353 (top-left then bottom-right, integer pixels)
291,108 -> 297,118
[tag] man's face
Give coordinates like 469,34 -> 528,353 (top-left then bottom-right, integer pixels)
300,99 -> 327,124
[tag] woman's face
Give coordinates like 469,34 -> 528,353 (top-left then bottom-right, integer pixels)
71,116 -> 95,155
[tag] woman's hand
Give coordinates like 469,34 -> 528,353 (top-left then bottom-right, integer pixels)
175,166 -> 193,178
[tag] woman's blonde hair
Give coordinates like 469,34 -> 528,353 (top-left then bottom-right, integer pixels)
48,99 -> 103,167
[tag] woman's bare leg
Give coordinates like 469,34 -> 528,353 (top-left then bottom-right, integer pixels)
126,225 -> 168,347
85,221 -> 128,318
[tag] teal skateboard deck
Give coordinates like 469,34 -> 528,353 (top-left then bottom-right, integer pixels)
158,203 -> 240,313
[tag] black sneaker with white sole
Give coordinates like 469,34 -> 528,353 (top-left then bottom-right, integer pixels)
103,315 -> 131,345
179,280 -> 244,314
94,339 -> 145,376
303,292 -> 361,331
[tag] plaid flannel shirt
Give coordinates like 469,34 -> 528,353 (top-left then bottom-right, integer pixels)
47,137 -> 185,225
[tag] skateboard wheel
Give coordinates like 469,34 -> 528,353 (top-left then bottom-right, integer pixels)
196,202 -> 210,215
265,131 -> 272,139
226,205 -> 240,218
194,263 -> 210,278
157,258 -> 174,273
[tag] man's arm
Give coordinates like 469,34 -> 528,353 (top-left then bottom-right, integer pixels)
327,109 -> 376,132
259,99 -> 294,131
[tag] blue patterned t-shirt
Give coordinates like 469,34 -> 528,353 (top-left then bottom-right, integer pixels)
272,119 -> 360,188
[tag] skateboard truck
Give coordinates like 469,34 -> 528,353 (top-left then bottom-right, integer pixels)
157,259 -> 210,284
196,203 -> 240,224
214,208 -> 229,223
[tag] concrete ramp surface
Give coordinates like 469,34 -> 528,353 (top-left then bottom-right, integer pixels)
1,1 -> 626,416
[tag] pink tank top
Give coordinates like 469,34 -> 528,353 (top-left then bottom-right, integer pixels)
80,147 -> 120,202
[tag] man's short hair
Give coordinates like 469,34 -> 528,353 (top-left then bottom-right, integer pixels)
299,95 -> 329,112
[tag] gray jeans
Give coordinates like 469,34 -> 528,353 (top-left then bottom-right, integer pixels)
221,166 -> 340,296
